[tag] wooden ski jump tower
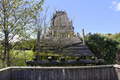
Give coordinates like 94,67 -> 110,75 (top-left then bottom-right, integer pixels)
26,11 -> 104,66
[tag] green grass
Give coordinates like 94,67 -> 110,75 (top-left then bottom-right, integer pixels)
10,50 -> 34,66
0,50 -> 34,68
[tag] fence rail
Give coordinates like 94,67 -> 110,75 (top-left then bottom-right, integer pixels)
0,65 -> 120,80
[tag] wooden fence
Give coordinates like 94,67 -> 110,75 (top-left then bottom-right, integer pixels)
0,65 -> 120,80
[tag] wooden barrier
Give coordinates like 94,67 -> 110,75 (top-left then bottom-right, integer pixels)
0,65 -> 120,80
0,67 -> 11,80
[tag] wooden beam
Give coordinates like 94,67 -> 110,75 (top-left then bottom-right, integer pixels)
0,65 -> 116,70
0,67 -> 11,72
82,29 -> 85,46
26,59 -> 104,66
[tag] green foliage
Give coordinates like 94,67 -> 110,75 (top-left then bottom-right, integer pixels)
117,37 -> 120,42
13,39 -> 36,50
0,50 -> 34,68
52,26 -> 56,27
108,32 -> 120,40
56,33 -> 59,36
0,0 -> 44,67
68,33 -> 72,36
85,33 -> 119,64
10,50 -> 34,66
117,44 -> 120,49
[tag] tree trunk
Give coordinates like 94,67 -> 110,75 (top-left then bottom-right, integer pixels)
3,6 -> 6,66
36,30 -> 40,51
4,30 -> 10,66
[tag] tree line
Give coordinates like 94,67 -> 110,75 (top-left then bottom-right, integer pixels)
84,32 -> 120,64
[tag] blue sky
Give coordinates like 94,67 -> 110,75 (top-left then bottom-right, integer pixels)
40,0 -> 120,35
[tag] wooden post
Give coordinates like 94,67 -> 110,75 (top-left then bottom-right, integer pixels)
52,30 -> 54,37
82,29 -> 87,65
10,68 -> 12,80
82,29 -> 85,45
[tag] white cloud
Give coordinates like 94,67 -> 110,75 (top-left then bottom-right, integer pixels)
110,0 -> 120,11
115,3 -> 120,11
112,1 -> 116,4
110,6 -> 112,9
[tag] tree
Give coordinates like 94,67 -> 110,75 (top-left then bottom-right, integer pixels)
85,33 -> 119,64
13,39 -> 36,50
0,0 -> 44,67
35,6 -> 49,51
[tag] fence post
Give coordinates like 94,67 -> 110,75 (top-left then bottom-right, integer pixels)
10,67 -> 12,80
